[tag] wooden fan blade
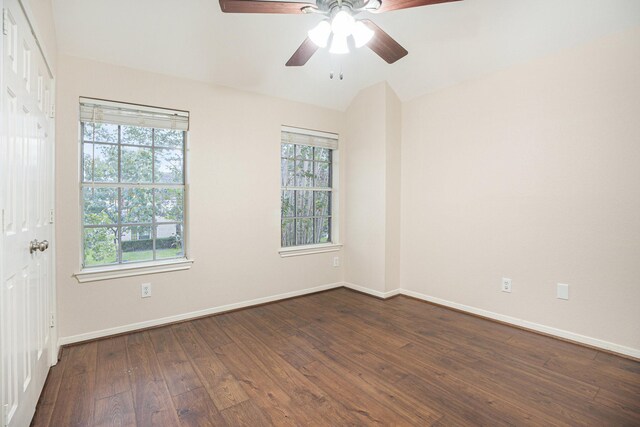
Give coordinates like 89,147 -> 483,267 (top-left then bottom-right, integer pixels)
361,20 -> 408,64
373,0 -> 461,13
286,38 -> 319,66
220,0 -> 313,14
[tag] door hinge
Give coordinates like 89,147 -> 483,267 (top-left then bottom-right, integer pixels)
49,209 -> 54,224
3,9 -> 8,36
49,103 -> 55,119
49,313 -> 55,328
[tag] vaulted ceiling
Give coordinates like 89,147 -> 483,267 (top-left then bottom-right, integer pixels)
52,0 -> 640,110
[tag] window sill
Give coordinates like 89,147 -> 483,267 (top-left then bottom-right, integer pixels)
74,258 -> 194,283
279,243 -> 342,258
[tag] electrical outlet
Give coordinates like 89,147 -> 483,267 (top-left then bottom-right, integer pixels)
141,283 -> 152,298
501,277 -> 512,293
333,256 -> 340,267
557,283 -> 569,300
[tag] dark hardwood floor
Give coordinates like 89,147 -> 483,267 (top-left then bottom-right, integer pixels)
32,288 -> 640,426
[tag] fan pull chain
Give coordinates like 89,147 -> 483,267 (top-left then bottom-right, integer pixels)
329,64 -> 344,80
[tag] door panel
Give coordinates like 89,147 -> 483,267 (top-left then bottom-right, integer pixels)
1,0 -> 55,425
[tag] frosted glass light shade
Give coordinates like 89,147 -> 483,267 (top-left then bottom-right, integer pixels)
308,21 -> 331,48
352,21 -> 374,48
331,10 -> 355,37
329,34 -> 349,54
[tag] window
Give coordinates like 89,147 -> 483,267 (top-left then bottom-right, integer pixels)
80,98 -> 189,268
281,127 -> 338,248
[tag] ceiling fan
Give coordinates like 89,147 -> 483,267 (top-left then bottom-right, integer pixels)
218,0 -> 462,66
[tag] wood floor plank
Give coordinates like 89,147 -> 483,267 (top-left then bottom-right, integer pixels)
220,400 -> 272,427
33,288 -> 640,426
63,341 -> 98,377
125,331 -> 181,426
93,391 -> 136,427
172,387 -> 228,427
173,321 -> 249,411
94,337 -> 131,400
48,371 -> 95,426
213,342 -> 303,426
216,313 -> 358,426
191,316 -> 234,349
154,347 -> 202,397
149,326 -> 203,397
237,310 -> 444,425
545,353 -> 640,395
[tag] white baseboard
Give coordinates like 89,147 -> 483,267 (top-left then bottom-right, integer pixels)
343,282 -> 401,299
58,282 -> 343,346
400,288 -> 640,359
57,281 -> 639,359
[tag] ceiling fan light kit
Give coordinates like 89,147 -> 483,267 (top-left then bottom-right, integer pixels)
219,0 -> 462,66
329,34 -> 350,54
307,8 -> 376,53
308,20 -> 332,47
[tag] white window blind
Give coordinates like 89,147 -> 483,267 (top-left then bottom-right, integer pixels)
281,126 -> 338,150
79,97 -> 190,131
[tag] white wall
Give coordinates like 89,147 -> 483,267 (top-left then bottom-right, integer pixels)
55,55 -> 345,342
401,27 -> 640,351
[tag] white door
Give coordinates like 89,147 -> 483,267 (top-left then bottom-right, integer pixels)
1,0 -> 55,425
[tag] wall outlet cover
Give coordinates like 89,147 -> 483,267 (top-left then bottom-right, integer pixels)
557,283 -> 569,300
501,277 -> 512,293
141,283 -> 152,298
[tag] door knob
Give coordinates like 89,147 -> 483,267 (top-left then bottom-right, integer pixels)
30,239 -> 49,254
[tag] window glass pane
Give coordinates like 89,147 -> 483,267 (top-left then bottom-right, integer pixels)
83,187 -> 118,225
281,190 -> 294,217
155,223 -> 183,259
121,226 -> 153,263
83,143 -> 118,183
122,125 -> 152,146
155,188 -> 184,223
121,188 -> 153,224
83,122 -> 94,142
93,123 -> 118,143
296,218 -> 313,245
82,143 -> 93,182
314,147 -> 330,161
154,148 -> 184,183
314,217 -> 330,243
314,191 -> 330,217
295,145 -> 313,160
155,129 -> 183,148
314,162 -> 330,187
281,159 -> 295,187
121,146 -> 153,183
281,219 -> 295,247
281,143 -> 294,158
295,160 -> 313,187
84,227 -> 118,266
296,190 -> 313,217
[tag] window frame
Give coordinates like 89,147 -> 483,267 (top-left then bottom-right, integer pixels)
279,126 -> 342,257
75,100 -> 193,282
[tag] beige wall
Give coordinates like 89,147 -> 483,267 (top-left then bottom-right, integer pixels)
344,82 -> 402,294
52,22 -> 639,354
384,87 -> 402,293
55,55 -> 345,340
401,27 -> 640,351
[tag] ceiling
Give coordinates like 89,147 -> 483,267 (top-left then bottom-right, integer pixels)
52,0 -> 640,110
